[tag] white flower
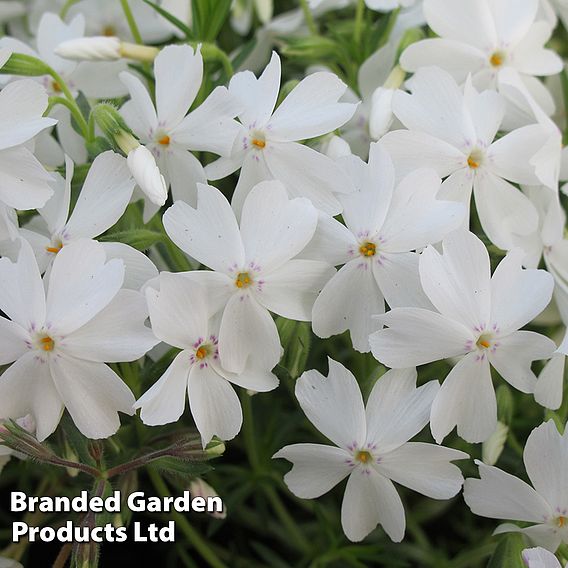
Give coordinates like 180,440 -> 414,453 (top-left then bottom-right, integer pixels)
163,180 -> 335,374
523,547 -> 565,568
0,557 -> 23,568
120,44 -> 241,217
309,144 -> 465,352
0,78 -> 57,231
370,230 -> 557,443
136,274 -> 279,445
0,238 -> 158,440
274,359 -> 467,542
15,152 -> 157,290
464,420 -> 568,552
205,52 -> 358,217
127,145 -> 168,207
401,0 -> 563,117
381,66 -> 547,250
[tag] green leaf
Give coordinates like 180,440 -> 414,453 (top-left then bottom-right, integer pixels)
487,534 -> 526,568
143,0 -> 193,39
191,0 -> 231,41
148,458 -> 212,477
99,229 -> 165,250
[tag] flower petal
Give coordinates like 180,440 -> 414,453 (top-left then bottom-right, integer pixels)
296,358 -> 366,450
273,443 -> 353,498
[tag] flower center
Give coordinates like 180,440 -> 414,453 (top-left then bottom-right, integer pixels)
490,50 -> 506,68
359,242 -> 376,257
45,239 -> 63,254
557,516 -> 566,528
355,450 -> 372,464
235,272 -> 252,288
158,135 -> 170,146
51,80 -> 62,93
195,345 -> 209,360
250,131 -> 266,149
38,335 -> 55,352
476,334 -> 492,350
102,25 -> 116,36
467,148 -> 484,169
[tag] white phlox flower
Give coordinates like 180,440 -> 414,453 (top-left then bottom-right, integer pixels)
370,230 -> 557,443
401,0 -> 563,119
464,420 -> 568,552
381,66 -> 549,250
309,143 -> 465,352
135,273 -> 279,446
120,44 -> 242,219
163,180 -> 335,375
274,359 -> 468,542
523,546 -> 566,568
0,238 -> 158,440
11,152 -> 158,290
0,78 -> 57,236
204,51 -> 358,217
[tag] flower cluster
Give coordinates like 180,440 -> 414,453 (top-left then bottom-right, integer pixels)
0,0 -> 567,565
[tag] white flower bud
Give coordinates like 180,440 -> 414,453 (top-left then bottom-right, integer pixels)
481,421 -> 508,466
369,87 -> 395,140
127,146 -> 168,206
55,36 -> 122,61
323,135 -> 352,159
189,479 -> 226,519
0,47 -> 12,70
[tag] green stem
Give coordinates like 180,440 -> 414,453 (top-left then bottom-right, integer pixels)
148,469 -> 228,568
120,0 -> 144,44
299,0 -> 317,35
59,0 -> 79,19
241,393 -> 260,471
263,486 -> 311,554
48,96 -> 89,139
354,0 -> 366,46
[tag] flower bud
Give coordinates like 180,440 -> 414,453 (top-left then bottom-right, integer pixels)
91,103 -> 133,143
0,52 -> 51,77
369,87 -> 395,140
205,438 -> 226,458
482,421 -> 508,466
189,479 -> 226,519
127,146 -> 168,206
55,36 -> 122,61
0,48 -> 11,70
55,37 -> 159,63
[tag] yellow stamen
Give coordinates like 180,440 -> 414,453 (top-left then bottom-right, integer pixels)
558,516 -> 566,528
359,242 -> 376,257
158,135 -> 170,145
252,138 -> 266,149
479,340 -> 490,348
40,336 -> 54,352
45,242 -> 63,254
51,80 -> 61,93
235,272 -> 252,288
195,346 -> 208,360
490,52 -> 504,67
467,156 -> 480,169
356,450 -> 372,463
102,25 -> 116,36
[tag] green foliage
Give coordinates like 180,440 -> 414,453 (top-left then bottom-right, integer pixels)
191,0 -> 232,41
487,534 -> 527,568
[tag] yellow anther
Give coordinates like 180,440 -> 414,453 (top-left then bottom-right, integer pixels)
235,272 -> 252,288
467,156 -> 480,169
356,450 -> 372,464
51,80 -> 62,93
252,138 -> 266,149
40,336 -> 54,352
158,135 -> 170,145
359,242 -> 376,257
45,242 -> 63,254
557,516 -> 566,528
103,25 -> 116,36
195,346 -> 208,360
490,52 -> 505,67
479,340 -> 490,348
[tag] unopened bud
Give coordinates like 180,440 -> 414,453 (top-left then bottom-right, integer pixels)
92,103 -> 133,143
0,48 -> 11,70
276,318 -> 311,379
55,37 -> 159,63
322,135 -> 352,159
127,145 -> 168,206
189,479 -> 226,519
369,87 -> 395,140
482,421 -> 508,466
205,438 -> 226,458
0,52 -> 51,77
